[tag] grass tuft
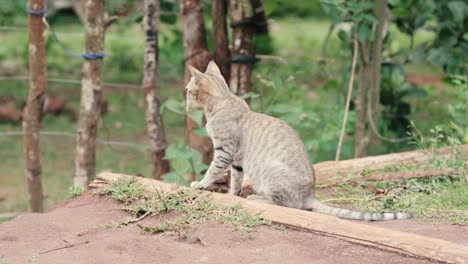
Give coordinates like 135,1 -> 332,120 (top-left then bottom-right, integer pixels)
99,176 -> 270,237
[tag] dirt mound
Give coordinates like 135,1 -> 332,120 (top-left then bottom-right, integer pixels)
0,192 -> 455,264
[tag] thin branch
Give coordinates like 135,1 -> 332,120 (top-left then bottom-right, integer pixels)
0,75 -> 141,89
39,241 -> 89,254
0,131 -> 150,150
128,211 -> 150,224
366,101 -> 411,143
104,14 -> 120,28
335,34 -> 359,161
321,23 -> 336,59
255,54 -> 288,64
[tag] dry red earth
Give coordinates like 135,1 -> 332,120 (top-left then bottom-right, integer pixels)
1,192 -> 466,264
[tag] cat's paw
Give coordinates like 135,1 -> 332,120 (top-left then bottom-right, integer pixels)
190,181 -> 205,190
246,194 -> 264,200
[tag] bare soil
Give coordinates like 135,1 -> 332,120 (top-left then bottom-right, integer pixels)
0,192 -> 466,264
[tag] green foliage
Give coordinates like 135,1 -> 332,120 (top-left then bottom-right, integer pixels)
105,40 -> 143,82
0,1 -> 25,26
442,75 -> 468,142
379,63 -> 427,137
253,68 -> 354,160
264,0 -> 325,18
163,141 -> 208,185
161,99 -> 208,183
67,185 -> 85,199
390,0 -> 467,74
320,0 -> 440,141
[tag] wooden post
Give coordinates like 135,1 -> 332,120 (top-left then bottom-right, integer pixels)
229,0 -> 255,101
212,0 -> 230,82
74,0 -> 106,188
142,0 -> 170,180
23,0 -> 47,212
180,0 -> 213,171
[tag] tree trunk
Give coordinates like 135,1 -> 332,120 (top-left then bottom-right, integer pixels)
229,0 -> 255,101
354,41 -> 370,158
212,0 -> 230,82
367,0 -> 388,145
74,0 -> 106,188
180,0 -> 213,172
249,0 -> 268,34
23,0 -> 47,212
142,0 -> 170,180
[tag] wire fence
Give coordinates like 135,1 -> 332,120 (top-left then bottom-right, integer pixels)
0,75 -> 141,89
0,131 -> 151,151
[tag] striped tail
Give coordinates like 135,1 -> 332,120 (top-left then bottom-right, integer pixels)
307,199 -> 412,221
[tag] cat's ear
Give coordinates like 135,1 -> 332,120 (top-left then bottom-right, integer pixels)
188,65 -> 204,80
205,60 -> 222,76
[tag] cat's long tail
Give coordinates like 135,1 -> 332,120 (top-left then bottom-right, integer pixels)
306,198 -> 412,221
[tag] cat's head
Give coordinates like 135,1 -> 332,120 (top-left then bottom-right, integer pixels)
186,60 -> 231,110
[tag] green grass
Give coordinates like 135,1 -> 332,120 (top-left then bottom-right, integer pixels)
99,176 -> 270,237
321,174 -> 468,225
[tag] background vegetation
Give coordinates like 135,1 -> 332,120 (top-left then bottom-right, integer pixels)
0,1 -> 466,223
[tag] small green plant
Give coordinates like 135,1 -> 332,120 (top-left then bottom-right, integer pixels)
67,186 -> 85,199
407,120 -> 466,171
98,176 -> 146,204
160,99 -> 209,184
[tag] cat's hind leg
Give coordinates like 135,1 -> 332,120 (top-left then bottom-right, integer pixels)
229,165 -> 244,196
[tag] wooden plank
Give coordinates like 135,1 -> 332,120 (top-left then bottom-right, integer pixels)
92,172 -> 468,264
314,145 -> 467,177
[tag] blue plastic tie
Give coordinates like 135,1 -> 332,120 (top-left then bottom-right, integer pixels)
25,2 -> 107,60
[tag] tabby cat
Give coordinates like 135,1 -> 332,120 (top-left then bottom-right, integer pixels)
186,61 -> 412,221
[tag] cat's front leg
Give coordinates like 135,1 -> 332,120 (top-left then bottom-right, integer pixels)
191,144 -> 234,190
190,167 -> 228,190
